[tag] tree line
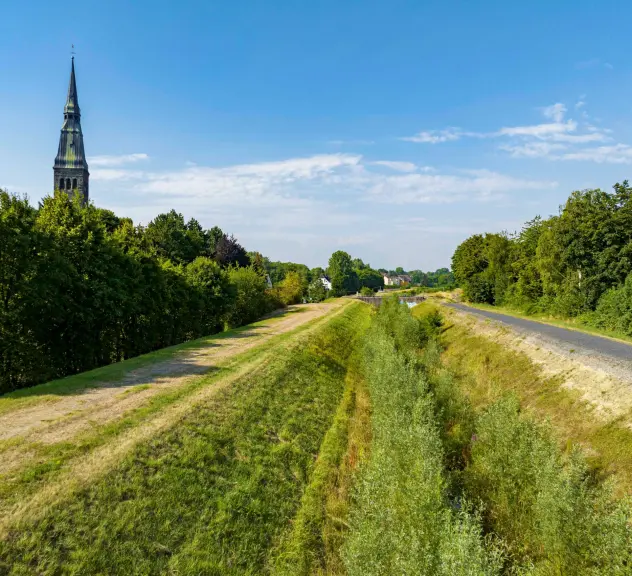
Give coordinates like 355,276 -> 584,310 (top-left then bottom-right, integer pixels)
0,191 -> 282,394
452,180 -> 632,334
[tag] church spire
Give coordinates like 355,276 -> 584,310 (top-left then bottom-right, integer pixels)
64,57 -> 80,117
54,56 -> 89,203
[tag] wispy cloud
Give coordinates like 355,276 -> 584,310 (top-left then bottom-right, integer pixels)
559,144 -> 632,164
575,58 -> 614,70
402,100 -> 616,160
400,128 -> 462,144
497,119 -> 577,138
499,142 -> 567,158
88,153 -> 149,167
542,103 -> 567,123
366,169 -> 556,204
371,160 -> 418,172
92,153 -> 554,211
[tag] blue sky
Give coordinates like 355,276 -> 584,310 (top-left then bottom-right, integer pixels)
2,1 -> 632,270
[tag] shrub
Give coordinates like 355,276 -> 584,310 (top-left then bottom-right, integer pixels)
307,279 -> 327,303
225,266 -> 277,328
275,271 -> 306,305
343,304 -> 502,575
464,395 -> 632,572
359,286 -> 374,296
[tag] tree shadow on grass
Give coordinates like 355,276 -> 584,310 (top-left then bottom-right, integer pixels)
0,307 -> 307,403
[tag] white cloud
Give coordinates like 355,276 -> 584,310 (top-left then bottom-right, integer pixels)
560,144 -> 632,164
367,169 -> 556,204
91,153 -> 554,211
499,142 -> 567,158
90,168 -> 147,181
401,128 -> 461,144
88,153 -> 149,167
497,120 -> 577,138
372,160 -> 418,172
400,100 -> 615,161
542,103 -> 567,123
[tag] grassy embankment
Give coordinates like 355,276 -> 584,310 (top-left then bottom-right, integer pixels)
342,299 -> 631,574
434,301 -> 632,497
0,307 -> 309,415
0,306 -> 347,518
0,303 -> 371,575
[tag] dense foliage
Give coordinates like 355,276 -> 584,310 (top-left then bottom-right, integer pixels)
344,299 -> 632,573
452,181 -> 632,331
0,190 -> 280,393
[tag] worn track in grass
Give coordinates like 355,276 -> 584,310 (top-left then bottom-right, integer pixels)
0,303 -> 340,445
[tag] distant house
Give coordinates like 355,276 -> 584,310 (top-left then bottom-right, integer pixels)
383,274 -> 401,287
320,276 -> 332,291
397,274 -> 412,285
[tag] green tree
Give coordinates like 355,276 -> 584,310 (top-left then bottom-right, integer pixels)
225,266 -> 273,328
357,268 -> 384,291
276,271 -> 305,305
307,278 -> 327,302
328,251 -> 359,296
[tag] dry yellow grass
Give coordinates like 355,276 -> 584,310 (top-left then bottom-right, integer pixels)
440,305 -> 632,497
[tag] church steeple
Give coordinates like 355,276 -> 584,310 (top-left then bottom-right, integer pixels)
54,57 -> 89,203
64,57 -> 80,116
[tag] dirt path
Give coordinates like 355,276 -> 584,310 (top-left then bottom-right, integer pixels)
0,303 -> 342,449
445,304 -> 632,422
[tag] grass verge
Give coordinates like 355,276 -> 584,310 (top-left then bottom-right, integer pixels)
345,297 -> 632,574
439,304 -> 632,497
270,311 -> 371,575
0,303 -> 369,575
0,305 -> 313,416
0,304 -> 348,513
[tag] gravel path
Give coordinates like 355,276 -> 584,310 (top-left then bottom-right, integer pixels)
448,303 -> 632,361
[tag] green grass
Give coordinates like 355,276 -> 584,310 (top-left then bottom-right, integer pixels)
343,299 -> 502,575
344,299 -> 632,574
0,306 -> 304,415
0,303 -> 351,517
271,310 -> 371,576
439,304 -> 632,497
0,303 -> 370,575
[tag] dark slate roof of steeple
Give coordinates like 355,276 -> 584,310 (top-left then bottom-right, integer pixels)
64,57 -> 80,116
54,57 -> 89,171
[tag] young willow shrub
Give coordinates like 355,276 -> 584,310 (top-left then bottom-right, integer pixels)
464,395 -> 632,574
342,301 -> 502,575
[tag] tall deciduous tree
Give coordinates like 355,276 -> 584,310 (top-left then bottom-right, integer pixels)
328,250 -> 359,296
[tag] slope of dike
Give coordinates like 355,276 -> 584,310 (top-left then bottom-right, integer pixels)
439,302 -> 632,496
0,302 -> 354,545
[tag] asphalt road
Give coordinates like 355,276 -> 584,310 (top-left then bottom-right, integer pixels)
447,303 -> 632,362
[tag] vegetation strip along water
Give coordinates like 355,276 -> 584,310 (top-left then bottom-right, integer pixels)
343,298 -> 632,574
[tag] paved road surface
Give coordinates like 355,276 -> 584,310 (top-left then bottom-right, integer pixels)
447,303 -> 632,362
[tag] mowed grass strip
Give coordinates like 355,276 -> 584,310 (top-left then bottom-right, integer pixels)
270,312 -> 372,575
0,303 -> 369,575
0,304 -> 344,510
0,306 -> 311,417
